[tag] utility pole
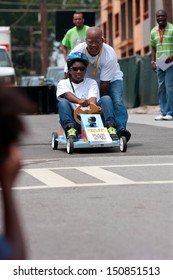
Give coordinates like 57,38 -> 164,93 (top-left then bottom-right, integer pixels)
40,0 -> 48,76
29,27 -> 34,71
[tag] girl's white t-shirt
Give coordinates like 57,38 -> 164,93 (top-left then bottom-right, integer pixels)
57,77 -> 100,109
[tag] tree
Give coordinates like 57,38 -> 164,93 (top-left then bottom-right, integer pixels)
0,0 -> 100,76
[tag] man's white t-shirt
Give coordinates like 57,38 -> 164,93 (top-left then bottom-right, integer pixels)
64,43 -> 123,85
57,77 -> 100,109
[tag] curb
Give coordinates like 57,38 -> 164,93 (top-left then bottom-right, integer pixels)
128,105 -> 160,114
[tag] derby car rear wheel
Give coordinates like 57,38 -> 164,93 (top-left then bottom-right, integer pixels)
120,136 -> 127,152
51,132 -> 58,150
67,138 -> 74,154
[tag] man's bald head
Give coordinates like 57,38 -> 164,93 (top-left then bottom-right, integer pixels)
85,27 -> 103,55
86,27 -> 103,39
156,9 -> 167,17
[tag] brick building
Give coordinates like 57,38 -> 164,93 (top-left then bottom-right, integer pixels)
100,0 -> 172,58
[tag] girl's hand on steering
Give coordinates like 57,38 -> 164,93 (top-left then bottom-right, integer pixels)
95,106 -> 102,114
78,99 -> 90,107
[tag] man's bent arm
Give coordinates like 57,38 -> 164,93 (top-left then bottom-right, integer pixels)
151,46 -> 156,62
99,81 -> 110,97
61,45 -> 68,61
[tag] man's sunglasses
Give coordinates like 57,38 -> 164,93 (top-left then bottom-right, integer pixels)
70,66 -> 86,72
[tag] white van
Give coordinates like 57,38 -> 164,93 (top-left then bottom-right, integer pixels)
0,46 -> 16,86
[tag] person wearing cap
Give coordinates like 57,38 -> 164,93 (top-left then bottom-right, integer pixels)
56,52 -> 118,141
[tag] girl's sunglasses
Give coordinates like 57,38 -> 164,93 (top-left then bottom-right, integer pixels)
70,66 -> 86,72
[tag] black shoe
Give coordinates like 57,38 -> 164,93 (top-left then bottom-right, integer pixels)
118,128 -> 131,142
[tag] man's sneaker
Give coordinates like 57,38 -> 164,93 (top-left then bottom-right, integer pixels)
163,115 -> 173,120
154,114 -> 164,121
118,128 -> 131,142
107,126 -> 118,140
67,127 -> 77,141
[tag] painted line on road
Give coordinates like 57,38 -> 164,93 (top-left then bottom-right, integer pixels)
77,166 -> 133,185
22,162 -> 173,169
14,180 -> 173,190
22,166 -> 133,188
26,169 -> 76,187
13,163 -> 173,190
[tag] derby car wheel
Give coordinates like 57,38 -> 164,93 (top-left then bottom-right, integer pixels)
67,138 -> 74,154
51,132 -> 58,150
120,136 -> 127,152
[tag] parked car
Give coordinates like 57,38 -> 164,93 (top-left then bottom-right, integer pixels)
46,67 -> 64,84
20,75 -> 45,87
20,76 -> 31,86
28,76 -> 45,86
44,66 -> 64,95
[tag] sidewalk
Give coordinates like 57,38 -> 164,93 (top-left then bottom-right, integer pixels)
128,105 -> 173,128
128,105 -> 159,115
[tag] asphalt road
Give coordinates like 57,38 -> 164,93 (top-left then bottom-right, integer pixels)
1,113 -> 173,260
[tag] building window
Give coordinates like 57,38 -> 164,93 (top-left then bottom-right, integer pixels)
128,0 -> 133,39
128,48 -> 134,56
122,51 -> 127,58
121,3 -> 126,41
108,13 -> 113,46
115,13 -> 119,37
143,0 -> 149,19
136,50 -> 141,55
103,22 -> 107,41
135,0 -> 140,24
144,45 -> 149,54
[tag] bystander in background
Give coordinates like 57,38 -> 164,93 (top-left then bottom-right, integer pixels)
150,9 -> 173,121
61,11 -> 89,61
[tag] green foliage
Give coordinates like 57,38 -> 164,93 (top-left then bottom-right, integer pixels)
0,0 -> 100,76
15,66 -> 30,78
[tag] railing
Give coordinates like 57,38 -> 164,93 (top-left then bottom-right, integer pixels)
119,53 -> 158,108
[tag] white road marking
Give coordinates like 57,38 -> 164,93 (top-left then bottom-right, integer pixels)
11,163 -> 173,190
25,169 -> 76,187
77,166 -> 133,185
22,161 -> 173,168
14,180 -> 173,190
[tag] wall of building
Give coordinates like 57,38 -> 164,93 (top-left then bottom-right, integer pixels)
112,3 -> 121,57
155,0 -> 164,13
143,18 -> 150,49
100,0 -> 172,59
